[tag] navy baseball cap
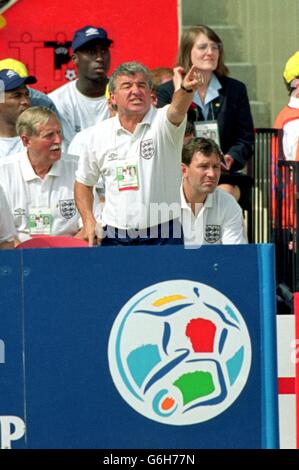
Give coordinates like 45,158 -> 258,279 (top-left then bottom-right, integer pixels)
0,69 -> 37,91
72,26 -> 113,52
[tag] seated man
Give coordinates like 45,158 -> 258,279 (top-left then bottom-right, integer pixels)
181,137 -> 247,246
0,183 -> 16,249
0,106 -> 97,242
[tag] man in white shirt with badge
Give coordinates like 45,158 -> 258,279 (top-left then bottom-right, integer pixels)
75,61 -> 203,246
181,137 -> 247,246
0,69 -> 34,157
48,25 -> 112,152
0,106 -> 88,242
0,184 -> 16,249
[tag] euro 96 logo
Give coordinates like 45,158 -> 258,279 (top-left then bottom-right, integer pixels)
108,280 -> 252,425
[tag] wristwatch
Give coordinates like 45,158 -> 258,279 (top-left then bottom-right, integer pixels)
180,84 -> 193,93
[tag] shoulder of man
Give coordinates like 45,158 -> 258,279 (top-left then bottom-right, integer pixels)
48,80 -> 74,99
0,151 -> 23,168
29,88 -> 58,112
215,187 -> 242,210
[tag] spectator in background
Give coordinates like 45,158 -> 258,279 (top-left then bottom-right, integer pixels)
0,106 -> 97,242
0,68 -> 33,157
0,58 -> 58,114
49,25 -> 113,151
0,183 -> 16,249
150,67 -> 173,106
274,51 -> 299,160
151,67 -> 174,87
181,137 -> 247,247
157,25 -> 254,210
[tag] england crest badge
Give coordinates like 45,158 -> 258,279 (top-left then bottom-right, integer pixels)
59,199 -> 76,219
140,139 -> 155,159
204,225 -> 221,244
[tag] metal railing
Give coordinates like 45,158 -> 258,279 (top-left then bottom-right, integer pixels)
247,128 -> 284,243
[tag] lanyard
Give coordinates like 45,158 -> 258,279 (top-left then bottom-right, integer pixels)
193,101 -> 215,121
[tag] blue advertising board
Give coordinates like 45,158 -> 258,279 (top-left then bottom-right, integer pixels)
0,245 -> 278,449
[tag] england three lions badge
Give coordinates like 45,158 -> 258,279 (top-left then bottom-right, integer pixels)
140,139 -> 155,160
59,199 -> 76,219
204,225 -> 221,243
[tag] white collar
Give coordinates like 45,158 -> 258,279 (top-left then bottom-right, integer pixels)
20,151 -> 62,181
115,105 -> 156,133
180,183 -> 214,211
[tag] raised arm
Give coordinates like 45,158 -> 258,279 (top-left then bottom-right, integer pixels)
167,65 -> 203,126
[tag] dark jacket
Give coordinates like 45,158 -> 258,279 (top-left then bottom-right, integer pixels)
157,76 -> 254,171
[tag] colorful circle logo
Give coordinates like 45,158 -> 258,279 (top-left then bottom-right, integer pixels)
108,280 -> 252,425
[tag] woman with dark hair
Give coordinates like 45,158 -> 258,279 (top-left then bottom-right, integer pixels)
157,25 -> 254,209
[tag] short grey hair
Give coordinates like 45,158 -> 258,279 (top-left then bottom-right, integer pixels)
16,106 -> 59,137
109,61 -> 153,93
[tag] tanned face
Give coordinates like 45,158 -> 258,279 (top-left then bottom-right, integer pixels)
0,85 -> 31,125
72,40 -> 111,82
109,72 -> 152,119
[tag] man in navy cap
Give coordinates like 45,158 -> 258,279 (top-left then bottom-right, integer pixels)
49,25 -> 113,152
0,68 -> 35,157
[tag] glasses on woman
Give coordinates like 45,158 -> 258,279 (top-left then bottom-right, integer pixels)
196,43 -> 221,52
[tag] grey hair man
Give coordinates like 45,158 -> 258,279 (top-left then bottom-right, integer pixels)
75,60 -> 204,246
0,106 -> 94,242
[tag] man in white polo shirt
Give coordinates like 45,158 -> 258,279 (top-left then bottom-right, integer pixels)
0,184 -> 16,249
75,61 -> 202,246
181,137 -> 247,246
0,106 -> 87,242
48,25 -> 113,152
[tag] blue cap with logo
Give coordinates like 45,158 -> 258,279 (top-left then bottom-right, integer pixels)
0,69 -> 37,91
72,26 -> 113,52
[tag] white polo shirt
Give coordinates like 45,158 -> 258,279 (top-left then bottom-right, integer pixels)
181,186 -> 247,247
75,105 -> 186,230
0,184 -> 16,243
0,151 -> 81,242
48,80 -> 109,152
0,136 -> 24,158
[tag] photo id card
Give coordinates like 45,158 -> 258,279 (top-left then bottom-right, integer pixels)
29,207 -> 53,235
194,120 -> 220,147
116,163 -> 139,191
